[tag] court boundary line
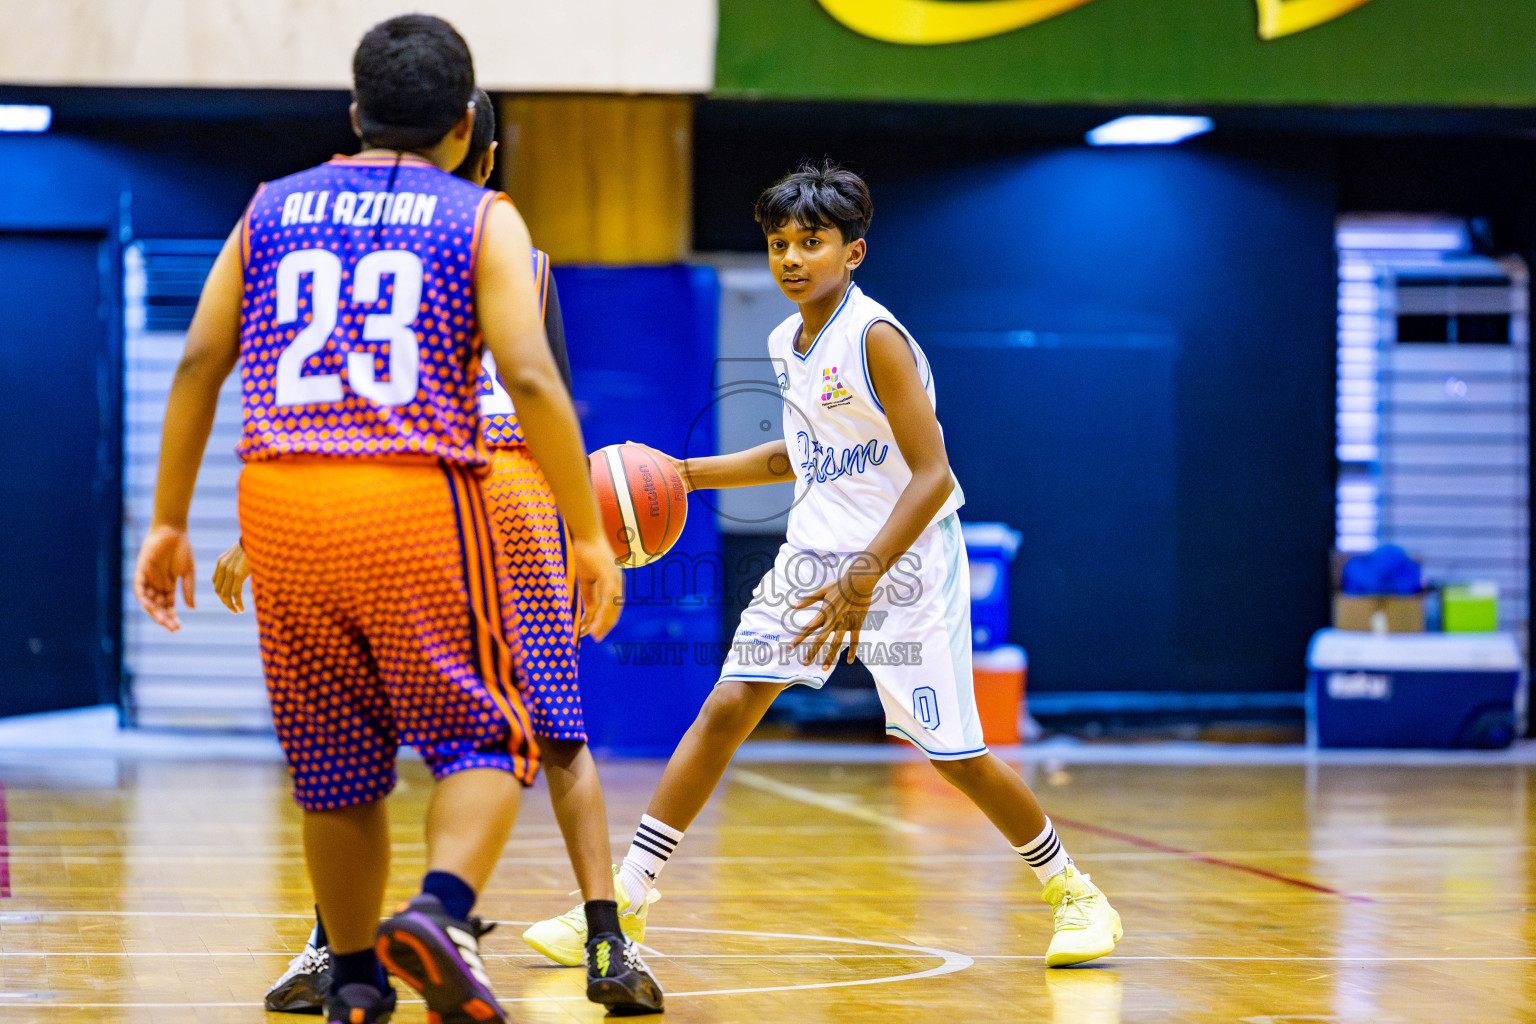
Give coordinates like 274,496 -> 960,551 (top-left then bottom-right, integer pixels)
730,768 -> 927,834
1052,816 -> 1376,905
4,951 -> 1533,962
8,911 -> 1530,1011
7,843 -> 1532,859
0,917 -> 972,1007
723,767 -> 1376,905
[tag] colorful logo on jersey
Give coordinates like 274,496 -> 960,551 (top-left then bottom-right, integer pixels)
820,366 -> 854,409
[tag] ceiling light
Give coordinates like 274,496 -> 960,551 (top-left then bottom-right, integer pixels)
0,105 -> 52,132
1087,115 -> 1213,146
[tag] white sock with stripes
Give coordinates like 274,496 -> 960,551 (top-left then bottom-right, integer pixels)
617,814 -> 683,910
1014,817 -> 1073,882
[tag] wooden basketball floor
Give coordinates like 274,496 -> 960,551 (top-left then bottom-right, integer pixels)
0,745 -> 1533,1022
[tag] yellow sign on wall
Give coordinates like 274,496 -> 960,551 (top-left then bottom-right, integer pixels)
1256,0 -> 1376,39
718,0 -> 1535,106
815,0 -> 1376,45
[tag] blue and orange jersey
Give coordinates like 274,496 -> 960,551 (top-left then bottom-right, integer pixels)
236,151 -> 504,466
478,249 -> 552,449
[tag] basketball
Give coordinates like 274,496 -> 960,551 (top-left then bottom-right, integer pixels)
589,443 -> 688,568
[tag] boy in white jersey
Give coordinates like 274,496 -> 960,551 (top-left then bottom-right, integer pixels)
525,161 -> 1122,967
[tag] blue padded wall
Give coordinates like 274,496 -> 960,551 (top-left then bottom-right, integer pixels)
555,265 -> 724,755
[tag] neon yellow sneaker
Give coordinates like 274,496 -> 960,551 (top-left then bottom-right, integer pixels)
521,867 -> 660,967
1041,865 -> 1121,967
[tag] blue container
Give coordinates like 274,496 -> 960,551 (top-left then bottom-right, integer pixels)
962,522 -> 1023,651
1340,544 -> 1422,596
1306,629 -> 1525,749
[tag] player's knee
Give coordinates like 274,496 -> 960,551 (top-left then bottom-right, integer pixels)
929,752 -> 989,785
539,737 -> 586,771
699,682 -> 767,737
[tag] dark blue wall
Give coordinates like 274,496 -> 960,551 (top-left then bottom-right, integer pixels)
0,127 -> 243,717
0,231 -> 121,716
0,133 -> 238,234
858,149 -> 1337,693
0,102 -> 354,236
0,101 -> 354,715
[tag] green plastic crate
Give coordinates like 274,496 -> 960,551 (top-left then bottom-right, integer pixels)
1442,584 -> 1498,633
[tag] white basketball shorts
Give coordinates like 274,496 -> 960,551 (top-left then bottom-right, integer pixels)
719,513 -> 987,760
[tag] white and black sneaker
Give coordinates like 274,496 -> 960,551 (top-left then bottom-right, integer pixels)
375,894 -> 507,1024
265,936 -> 331,1013
585,932 -> 664,1015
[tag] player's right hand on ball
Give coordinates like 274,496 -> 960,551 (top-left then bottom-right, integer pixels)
626,440 -> 691,493
664,452 -> 692,492
134,523 -> 196,632
212,540 -> 251,614
570,535 -> 624,640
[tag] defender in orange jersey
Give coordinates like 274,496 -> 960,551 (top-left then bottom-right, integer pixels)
132,19 -> 622,1024
232,90 -> 662,1018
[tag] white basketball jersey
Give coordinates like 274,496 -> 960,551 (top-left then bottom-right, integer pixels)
768,283 -> 964,553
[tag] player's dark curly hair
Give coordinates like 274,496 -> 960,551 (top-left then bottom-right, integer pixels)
452,88 -> 496,181
353,14 -> 475,152
754,160 -> 873,243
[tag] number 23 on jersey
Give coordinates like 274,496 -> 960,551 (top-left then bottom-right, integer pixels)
273,247 -> 425,408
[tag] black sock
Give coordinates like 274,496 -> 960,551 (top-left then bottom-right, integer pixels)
422,870 -> 477,922
585,899 -> 621,940
312,906 -> 328,950
331,948 -> 386,991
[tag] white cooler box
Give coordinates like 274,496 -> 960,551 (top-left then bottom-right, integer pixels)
1306,629 -> 1526,749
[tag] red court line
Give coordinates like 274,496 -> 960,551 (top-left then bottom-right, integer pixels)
0,782 -> 10,897
1052,815 -> 1375,905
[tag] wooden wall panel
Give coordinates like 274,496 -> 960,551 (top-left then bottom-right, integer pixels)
500,95 -> 692,265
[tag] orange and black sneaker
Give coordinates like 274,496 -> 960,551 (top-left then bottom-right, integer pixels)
585,932 -> 664,1015
375,894 -> 506,1024
323,982 -> 396,1024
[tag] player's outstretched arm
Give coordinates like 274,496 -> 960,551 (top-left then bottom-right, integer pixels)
663,440 -> 794,493
792,321 -> 954,667
476,198 -> 622,640
134,225 -> 243,632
